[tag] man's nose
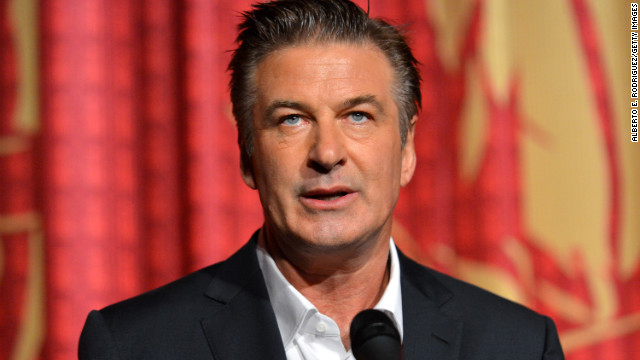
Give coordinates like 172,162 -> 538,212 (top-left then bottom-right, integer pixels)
307,120 -> 346,173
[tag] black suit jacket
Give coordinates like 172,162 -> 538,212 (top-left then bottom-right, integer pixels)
79,235 -> 565,359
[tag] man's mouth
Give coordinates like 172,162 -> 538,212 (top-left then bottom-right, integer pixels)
303,190 -> 351,201
299,187 -> 357,209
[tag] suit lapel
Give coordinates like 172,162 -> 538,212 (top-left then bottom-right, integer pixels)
200,236 -> 287,360
198,238 -> 462,360
398,250 -> 462,360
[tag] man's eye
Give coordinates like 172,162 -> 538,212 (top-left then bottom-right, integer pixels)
281,115 -> 303,126
348,112 -> 369,123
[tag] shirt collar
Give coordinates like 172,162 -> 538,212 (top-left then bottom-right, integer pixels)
256,238 -> 404,347
373,239 -> 403,339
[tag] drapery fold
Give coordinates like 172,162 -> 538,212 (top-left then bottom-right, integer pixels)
0,0 -> 638,359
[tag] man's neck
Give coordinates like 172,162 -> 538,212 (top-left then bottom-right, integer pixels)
258,227 -> 392,349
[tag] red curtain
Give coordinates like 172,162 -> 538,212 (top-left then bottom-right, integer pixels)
1,0 -> 638,359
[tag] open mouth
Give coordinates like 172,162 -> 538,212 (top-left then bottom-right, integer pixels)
301,187 -> 354,202
304,191 -> 350,201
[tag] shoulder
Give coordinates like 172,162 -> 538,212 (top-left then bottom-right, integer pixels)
97,237 -> 260,326
426,266 -> 544,324
398,249 -> 543,323
79,239 -> 262,359
398,251 -> 564,359
99,263 -> 222,325
401,250 -> 550,338
79,264 -> 225,359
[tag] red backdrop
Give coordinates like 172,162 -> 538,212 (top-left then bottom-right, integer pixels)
1,0 -> 638,359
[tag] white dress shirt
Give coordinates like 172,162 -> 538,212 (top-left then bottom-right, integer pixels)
256,239 -> 403,360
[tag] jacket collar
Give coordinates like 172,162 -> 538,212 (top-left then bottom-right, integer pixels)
200,235 -> 461,360
398,249 -> 463,360
201,233 -> 287,360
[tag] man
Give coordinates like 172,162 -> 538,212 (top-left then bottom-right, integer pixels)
79,0 -> 565,359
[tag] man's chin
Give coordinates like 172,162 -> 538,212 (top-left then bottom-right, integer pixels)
286,227 -> 379,254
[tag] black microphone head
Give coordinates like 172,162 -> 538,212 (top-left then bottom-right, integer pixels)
350,309 -> 403,360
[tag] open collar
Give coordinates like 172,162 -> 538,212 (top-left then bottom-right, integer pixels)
255,238 -> 405,349
199,234 -> 462,360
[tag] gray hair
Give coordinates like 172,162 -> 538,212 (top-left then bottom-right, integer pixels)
228,0 -> 422,172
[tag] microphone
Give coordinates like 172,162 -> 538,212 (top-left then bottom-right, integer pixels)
350,309 -> 403,360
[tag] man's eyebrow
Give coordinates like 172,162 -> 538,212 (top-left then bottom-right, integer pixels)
341,95 -> 385,114
264,100 -> 313,120
264,95 -> 385,120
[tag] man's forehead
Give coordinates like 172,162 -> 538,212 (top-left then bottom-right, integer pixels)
253,42 -> 396,110
255,42 -> 392,82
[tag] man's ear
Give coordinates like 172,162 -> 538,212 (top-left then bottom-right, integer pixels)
400,115 -> 418,187
241,157 -> 257,189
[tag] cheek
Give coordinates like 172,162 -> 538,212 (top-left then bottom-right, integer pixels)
253,141 -> 300,191
355,148 -> 402,206
253,154 -> 290,218
358,135 -> 402,178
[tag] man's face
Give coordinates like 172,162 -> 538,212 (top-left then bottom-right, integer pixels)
243,42 -> 416,250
